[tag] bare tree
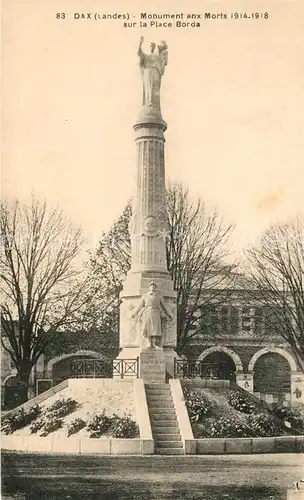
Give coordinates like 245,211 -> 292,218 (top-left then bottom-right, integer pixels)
245,214 -> 304,369
1,197 -> 90,400
166,183 -> 236,350
88,183 -> 236,352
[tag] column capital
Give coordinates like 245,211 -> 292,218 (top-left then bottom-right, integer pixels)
133,119 -> 167,133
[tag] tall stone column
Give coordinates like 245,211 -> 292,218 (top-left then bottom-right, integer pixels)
116,38 -> 177,376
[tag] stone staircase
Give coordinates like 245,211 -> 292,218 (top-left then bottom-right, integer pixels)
145,383 -> 184,455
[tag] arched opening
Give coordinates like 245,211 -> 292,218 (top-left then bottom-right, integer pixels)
253,352 -> 291,394
201,351 -> 237,381
3,375 -> 28,410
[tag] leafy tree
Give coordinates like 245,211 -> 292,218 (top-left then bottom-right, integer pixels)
88,183 -> 236,352
245,214 -> 304,369
1,197 -> 90,400
84,204 -> 132,348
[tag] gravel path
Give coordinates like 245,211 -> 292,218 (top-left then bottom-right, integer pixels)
2,452 -> 303,499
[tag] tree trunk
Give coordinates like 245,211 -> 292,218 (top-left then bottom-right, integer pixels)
16,360 -> 34,405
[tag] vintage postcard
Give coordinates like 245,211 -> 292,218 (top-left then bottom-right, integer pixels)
2,1 -> 303,499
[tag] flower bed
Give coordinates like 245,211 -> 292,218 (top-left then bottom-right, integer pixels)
2,395 -> 139,439
182,384 -> 290,439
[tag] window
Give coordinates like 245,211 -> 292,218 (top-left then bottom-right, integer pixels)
201,306 -> 219,335
219,306 -> 229,333
264,307 -> 283,335
254,307 -> 265,336
240,307 -> 253,334
201,305 -> 240,336
229,306 -> 239,334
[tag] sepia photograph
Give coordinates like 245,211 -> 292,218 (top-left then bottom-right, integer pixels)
1,1 -> 304,498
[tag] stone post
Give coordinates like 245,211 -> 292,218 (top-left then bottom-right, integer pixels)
236,372 -> 254,393
290,371 -> 304,407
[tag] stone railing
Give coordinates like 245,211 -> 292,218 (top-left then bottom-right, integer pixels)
169,379 -> 196,454
133,379 -> 154,454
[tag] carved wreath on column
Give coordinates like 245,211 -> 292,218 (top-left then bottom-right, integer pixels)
141,214 -> 169,239
142,216 -> 159,237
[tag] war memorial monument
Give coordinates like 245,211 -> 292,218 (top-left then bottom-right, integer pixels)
117,36 -> 178,383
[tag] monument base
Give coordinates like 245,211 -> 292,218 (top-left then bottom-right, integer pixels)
140,348 -> 166,384
116,346 -> 178,378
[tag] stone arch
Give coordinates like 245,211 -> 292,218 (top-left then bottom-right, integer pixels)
248,347 -> 297,373
3,374 -> 19,386
198,345 -> 244,373
2,374 -> 25,410
46,350 -> 108,378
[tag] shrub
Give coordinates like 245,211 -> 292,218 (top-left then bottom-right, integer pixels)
227,390 -> 256,414
196,412 -> 282,438
24,404 -> 42,423
46,398 -> 78,418
183,387 -> 213,422
111,414 -> 138,438
272,405 -> 304,433
1,405 -> 42,435
1,411 -> 25,434
201,416 -> 252,438
30,413 -> 65,436
1,418 -> 17,435
87,411 -> 114,438
67,418 -> 86,437
30,418 -> 45,434
87,411 -> 138,438
40,416 -> 63,436
246,413 -> 281,437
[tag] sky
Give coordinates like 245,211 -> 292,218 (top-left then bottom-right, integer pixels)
2,1 -> 303,255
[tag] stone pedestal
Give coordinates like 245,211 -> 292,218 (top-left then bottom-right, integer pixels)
118,269 -> 177,375
291,372 -> 304,407
140,348 -> 166,384
236,373 -> 254,393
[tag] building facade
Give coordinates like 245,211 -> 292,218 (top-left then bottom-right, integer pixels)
2,274 -> 304,408
180,273 -> 304,407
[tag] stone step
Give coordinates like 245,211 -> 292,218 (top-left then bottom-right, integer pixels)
145,384 -> 169,388
149,414 -> 177,421
145,388 -> 171,393
152,423 -> 179,430
147,401 -> 174,408
156,441 -> 183,449
146,388 -> 171,394
148,407 -> 175,414
153,433 -> 181,441
146,394 -> 171,400
150,412 -> 177,425
155,448 -> 185,455
146,394 -> 171,399
151,426 -> 179,434
146,395 -> 173,403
